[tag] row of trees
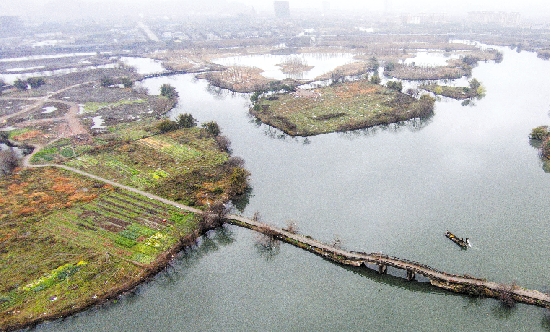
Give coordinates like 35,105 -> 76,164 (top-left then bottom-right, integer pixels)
155,113 -> 229,151
100,76 -> 134,88
156,113 -> 198,133
13,77 -> 46,90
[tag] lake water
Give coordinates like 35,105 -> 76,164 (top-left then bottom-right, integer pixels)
120,57 -> 166,75
402,51 -> 461,67
36,46 -> 549,331
212,53 -> 356,80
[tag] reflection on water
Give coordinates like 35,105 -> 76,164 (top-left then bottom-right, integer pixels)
254,234 -> 281,261
231,187 -> 253,213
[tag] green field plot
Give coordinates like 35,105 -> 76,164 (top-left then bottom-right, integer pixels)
59,126 -> 239,206
0,167 -> 197,330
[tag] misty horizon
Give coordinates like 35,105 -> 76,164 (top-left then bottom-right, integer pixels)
0,0 -> 549,23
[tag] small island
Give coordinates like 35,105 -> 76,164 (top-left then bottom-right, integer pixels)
250,80 -> 435,136
421,79 -> 485,100
276,56 -> 314,75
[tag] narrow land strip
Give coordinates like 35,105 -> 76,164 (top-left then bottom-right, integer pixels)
30,163 -> 551,309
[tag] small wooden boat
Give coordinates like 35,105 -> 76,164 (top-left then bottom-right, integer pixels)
445,231 -> 470,249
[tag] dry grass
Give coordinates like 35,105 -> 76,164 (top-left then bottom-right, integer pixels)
251,80 -> 434,136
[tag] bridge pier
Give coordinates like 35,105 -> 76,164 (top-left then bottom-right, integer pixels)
406,269 -> 415,281
378,264 -> 387,274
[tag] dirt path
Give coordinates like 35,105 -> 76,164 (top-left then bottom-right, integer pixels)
0,82 -> 92,135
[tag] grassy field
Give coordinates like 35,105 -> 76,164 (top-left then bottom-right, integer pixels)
0,167 -> 198,330
29,120 -> 247,207
1,115 -> 249,330
250,80 -> 435,136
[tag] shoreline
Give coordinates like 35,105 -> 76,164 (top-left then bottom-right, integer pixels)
2,221 -> 218,332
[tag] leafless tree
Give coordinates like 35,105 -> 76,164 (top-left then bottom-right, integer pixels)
331,235 -> 343,250
215,135 -> 231,153
252,211 -> 261,222
0,148 -> 19,176
200,200 -> 230,229
497,281 -> 518,308
283,220 -> 299,234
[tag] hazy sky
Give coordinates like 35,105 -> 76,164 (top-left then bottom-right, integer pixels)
1,0 -> 549,19
239,0 -> 550,16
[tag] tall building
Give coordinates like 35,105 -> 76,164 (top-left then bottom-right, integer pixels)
274,1 -> 290,18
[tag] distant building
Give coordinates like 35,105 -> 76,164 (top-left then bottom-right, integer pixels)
468,11 -> 520,26
274,1 -> 290,18
401,13 -> 450,25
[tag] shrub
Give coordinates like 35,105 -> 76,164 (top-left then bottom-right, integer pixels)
202,121 -> 221,137
27,77 -> 46,89
227,167 -> 250,196
224,156 -> 245,170
156,119 -> 179,133
0,148 -> 19,175
370,74 -> 381,84
176,113 -> 197,128
215,135 -> 231,153
542,136 -> 550,160
462,55 -> 478,66
497,282 -> 517,308
200,200 -> 230,229
13,79 -> 28,90
100,76 -> 114,87
386,80 -> 402,92
121,77 -> 133,88
530,126 -> 549,140
160,84 -> 178,100
283,220 -> 299,234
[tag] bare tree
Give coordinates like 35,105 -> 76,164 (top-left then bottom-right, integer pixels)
200,200 -> 230,229
331,235 -> 343,250
283,220 -> 299,234
497,281 -> 518,308
252,211 -> 262,222
0,148 -> 19,176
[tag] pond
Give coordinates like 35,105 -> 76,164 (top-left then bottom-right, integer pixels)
36,46 -> 549,331
120,57 -> 166,75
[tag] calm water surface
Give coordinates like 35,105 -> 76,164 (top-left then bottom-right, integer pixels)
36,46 -> 549,331
212,53 -> 356,80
